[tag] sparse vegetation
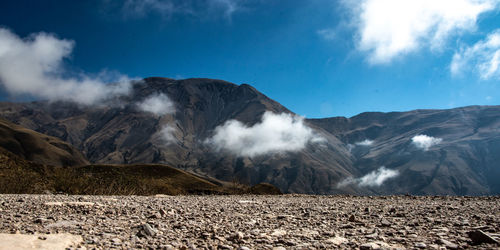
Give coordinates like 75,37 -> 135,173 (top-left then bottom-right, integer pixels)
0,148 -> 281,195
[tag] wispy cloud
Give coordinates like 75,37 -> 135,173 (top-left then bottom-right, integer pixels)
451,29 -> 500,79
0,28 -> 132,105
338,166 -> 399,187
411,134 -> 442,151
317,28 -> 336,41
344,0 -> 498,64
206,111 -> 325,157
123,0 -> 177,18
113,0 -> 247,21
137,93 -> 175,116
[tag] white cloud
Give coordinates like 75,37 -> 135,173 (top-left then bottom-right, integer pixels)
206,111 -> 324,157
137,93 -> 175,115
346,0 -> 498,64
451,29 -> 500,79
338,167 -> 399,187
158,124 -> 177,144
355,139 -> 374,146
411,134 -> 442,151
0,28 -> 132,105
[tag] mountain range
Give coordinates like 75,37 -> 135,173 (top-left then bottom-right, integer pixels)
1,77 -> 499,195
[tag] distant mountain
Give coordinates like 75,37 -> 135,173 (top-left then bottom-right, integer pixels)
309,106 -> 500,195
1,77 -> 499,195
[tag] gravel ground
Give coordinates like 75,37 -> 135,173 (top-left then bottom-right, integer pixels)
0,194 -> 499,249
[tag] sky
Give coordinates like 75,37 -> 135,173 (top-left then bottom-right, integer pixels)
0,0 -> 500,118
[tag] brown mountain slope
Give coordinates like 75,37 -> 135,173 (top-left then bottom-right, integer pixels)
0,118 -> 88,167
0,147 -> 244,195
1,78 -> 499,195
308,106 -> 500,195
0,77 -> 354,194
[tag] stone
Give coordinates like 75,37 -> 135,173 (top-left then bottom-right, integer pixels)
272,247 -> 286,250
348,214 -> 356,222
415,242 -> 427,248
380,218 -> 391,227
437,239 -> 458,249
326,236 -> 348,245
44,202 -> 64,206
467,230 -> 499,245
360,242 -> 380,250
137,223 -> 157,237
271,230 -> 287,237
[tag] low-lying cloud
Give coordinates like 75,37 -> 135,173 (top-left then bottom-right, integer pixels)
355,139 -> 374,146
206,111 -> 325,157
137,93 -> 175,115
338,167 -> 399,188
411,134 -> 442,151
158,124 -> 177,144
451,29 -> 500,79
0,28 -> 132,105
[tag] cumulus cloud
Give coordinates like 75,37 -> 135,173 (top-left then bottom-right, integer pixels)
345,0 -> 498,64
206,111 -> 325,157
355,139 -> 374,146
0,28 -> 132,105
451,29 -> 500,79
411,134 -> 442,151
137,93 -> 175,115
338,167 -> 399,188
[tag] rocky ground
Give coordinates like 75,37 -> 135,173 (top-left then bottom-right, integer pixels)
0,194 -> 499,249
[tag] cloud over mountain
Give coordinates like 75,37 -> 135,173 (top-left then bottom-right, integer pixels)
411,134 -> 442,151
346,0 -> 498,64
206,111 -> 324,157
158,124 -> 177,144
338,167 -> 399,188
137,93 -> 175,115
0,28 -> 132,105
355,139 -> 374,146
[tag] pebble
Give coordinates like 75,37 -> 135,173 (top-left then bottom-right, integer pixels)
0,194 -> 497,249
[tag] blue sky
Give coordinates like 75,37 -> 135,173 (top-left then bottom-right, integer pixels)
0,0 -> 499,118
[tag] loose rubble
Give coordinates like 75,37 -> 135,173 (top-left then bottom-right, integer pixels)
0,194 -> 498,249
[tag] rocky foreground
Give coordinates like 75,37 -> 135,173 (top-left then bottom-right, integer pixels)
0,195 -> 499,249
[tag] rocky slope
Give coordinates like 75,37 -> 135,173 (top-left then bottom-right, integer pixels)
0,77 -> 499,195
309,106 -> 500,195
0,78 -> 355,195
0,194 -> 498,249
0,118 -> 88,167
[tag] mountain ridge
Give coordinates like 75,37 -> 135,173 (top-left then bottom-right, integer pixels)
0,77 -> 499,195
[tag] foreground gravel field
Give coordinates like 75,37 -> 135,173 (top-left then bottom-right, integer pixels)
0,194 -> 499,249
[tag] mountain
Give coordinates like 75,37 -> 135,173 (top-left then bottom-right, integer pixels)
0,117 -> 88,167
0,117 -> 260,195
309,106 -> 500,195
0,77 -> 499,195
